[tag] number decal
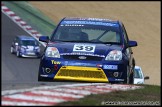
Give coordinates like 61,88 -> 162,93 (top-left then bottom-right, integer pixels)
75,46 -> 84,50
85,46 -> 93,51
73,44 -> 95,52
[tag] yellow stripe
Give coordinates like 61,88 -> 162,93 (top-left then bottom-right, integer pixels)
54,66 -> 108,82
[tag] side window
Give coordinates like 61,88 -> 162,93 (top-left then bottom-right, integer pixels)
122,25 -> 129,44
99,31 -> 119,42
122,24 -> 131,58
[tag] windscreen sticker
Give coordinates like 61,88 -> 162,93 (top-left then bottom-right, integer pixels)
61,21 -> 118,27
73,44 -> 96,52
60,24 -> 84,26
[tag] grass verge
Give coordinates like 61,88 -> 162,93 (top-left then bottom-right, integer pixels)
3,1 -> 56,36
56,84 -> 161,106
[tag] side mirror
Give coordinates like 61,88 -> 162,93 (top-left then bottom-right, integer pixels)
39,36 -> 49,43
144,76 -> 149,80
15,43 -> 18,46
128,40 -> 137,47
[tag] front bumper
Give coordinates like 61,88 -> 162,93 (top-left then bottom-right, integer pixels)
20,51 -> 40,57
38,57 -> 128,83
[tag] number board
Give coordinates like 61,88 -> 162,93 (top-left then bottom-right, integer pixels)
73,44 -> 96,52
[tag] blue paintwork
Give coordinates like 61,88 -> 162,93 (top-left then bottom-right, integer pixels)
38,17 -> 138,83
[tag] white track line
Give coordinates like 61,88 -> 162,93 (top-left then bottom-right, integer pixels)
1,5 -> 46,47
30,90 -> 84,98
2,101 -> 47,106
5,94 -> 66,103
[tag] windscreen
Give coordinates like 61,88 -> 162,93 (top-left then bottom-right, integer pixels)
134,68 -> 143,79
51,20 -> 121,44
21,40 -> 38,46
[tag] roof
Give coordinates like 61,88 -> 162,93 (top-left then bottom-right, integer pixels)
63,17 -> 119,23
135,66 -> 141,69
17,35 -> 35,40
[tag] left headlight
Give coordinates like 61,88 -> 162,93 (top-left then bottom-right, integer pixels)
45,47 -> 60,58
105,50 -> 122,61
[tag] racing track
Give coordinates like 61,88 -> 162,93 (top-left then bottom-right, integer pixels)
1,13 -> 73,91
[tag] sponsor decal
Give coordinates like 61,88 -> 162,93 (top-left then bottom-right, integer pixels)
60,53 -> 105,57
51,60 -> 61,64
103,65 -> 118,70
78,56 -> 87,59
115,79 -> 124,81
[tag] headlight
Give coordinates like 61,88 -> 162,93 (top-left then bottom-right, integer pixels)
105,50 -> 122,61
45,47 -> 60,58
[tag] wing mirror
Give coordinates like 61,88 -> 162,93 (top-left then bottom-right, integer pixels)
128,40 -> 138,47
39,36 -> 49,43
144,76 -> 149,80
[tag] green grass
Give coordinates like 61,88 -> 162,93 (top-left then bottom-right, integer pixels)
56,85 -> 161,106
3,1 -> 56,36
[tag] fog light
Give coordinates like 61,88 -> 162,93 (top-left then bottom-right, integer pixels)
45,68 -> 51,73
113,72 -> 119,77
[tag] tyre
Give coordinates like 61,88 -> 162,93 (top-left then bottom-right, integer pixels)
11,47 -> 14,54
123,65 -> 130,84
38,75 -> 42,81
129,66 -> 135,84
38,72 -> 43,81
129,71 -> 134,84
16,51 -> 20,57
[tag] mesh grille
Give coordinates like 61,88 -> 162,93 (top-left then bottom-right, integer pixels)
56,67 -> 106,79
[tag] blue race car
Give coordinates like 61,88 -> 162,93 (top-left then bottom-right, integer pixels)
11,35 -> 41,58
38,17 -> 137,84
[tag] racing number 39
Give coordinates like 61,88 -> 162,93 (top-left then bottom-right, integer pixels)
73,44 -> 95,52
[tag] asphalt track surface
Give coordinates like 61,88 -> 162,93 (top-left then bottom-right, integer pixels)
1,13 -> 74,91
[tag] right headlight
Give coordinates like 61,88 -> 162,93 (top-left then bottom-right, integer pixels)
45,47 -> 60,58
105,50 -> 122,61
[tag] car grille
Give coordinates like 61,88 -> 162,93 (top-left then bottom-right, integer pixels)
54,66 -> 108,82
62,55 -> 103,61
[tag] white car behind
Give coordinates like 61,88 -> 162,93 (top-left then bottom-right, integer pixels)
134,66 -> 149,84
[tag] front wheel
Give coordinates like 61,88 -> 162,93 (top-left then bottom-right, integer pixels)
11,47 -> 14,54
16,51 -> 20,57
123,66 -> 130,84
129,67 -> 134,84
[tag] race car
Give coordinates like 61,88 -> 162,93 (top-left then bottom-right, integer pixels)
38,17 -> 137,84
134,66 -> 149,84
11,35 -> 41,58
